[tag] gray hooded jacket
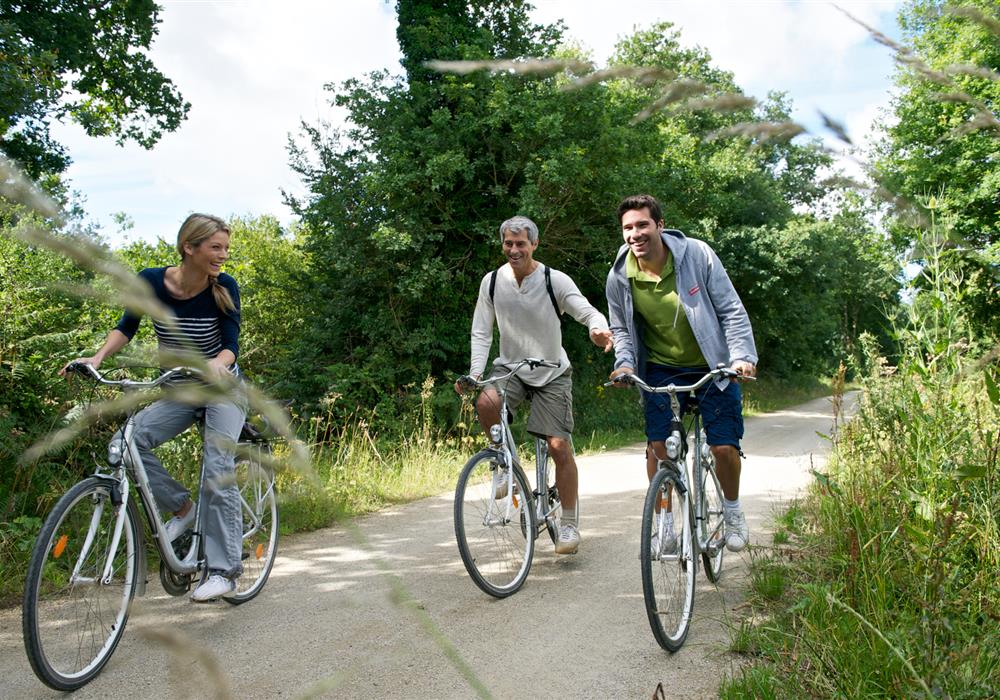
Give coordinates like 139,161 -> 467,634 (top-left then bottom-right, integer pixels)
605,229 -> 757,387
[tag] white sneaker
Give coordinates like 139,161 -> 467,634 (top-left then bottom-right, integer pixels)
724,508 -> 749,552
554,523 -> 580,554
163,504 -> 196,542
190,574 -> 236,602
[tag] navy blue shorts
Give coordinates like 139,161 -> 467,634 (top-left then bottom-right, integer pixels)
642,364 -> 744,448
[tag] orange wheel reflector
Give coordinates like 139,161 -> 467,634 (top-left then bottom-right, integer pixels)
512,494 -> 519,508
255,543 -> 265,560
53,534 -> 68,558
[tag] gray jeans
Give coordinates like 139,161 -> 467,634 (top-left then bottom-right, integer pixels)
112,390 -> 247,578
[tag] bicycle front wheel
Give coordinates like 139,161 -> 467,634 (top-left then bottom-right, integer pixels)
226,455 -> 279,605
22,477 -> 139,691
700,455 -> 725,583
454,450 -> 535,598
640,468 -> 695,652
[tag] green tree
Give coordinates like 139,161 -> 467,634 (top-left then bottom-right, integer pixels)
711,207 -> 900,377
873,0 -> 1000,249
288,2 -> 838,417
606,24 -> 830,233
0,0 -> 189,179
287,0 -> 580,414
871,0 -> 999,342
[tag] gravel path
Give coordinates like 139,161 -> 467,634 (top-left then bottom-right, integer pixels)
0,393 -> 852,699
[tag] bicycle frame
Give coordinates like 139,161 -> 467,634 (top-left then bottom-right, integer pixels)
65,363 -> 249,589
610,367 -> 743,563
118,416 -> 203,575
463,358 -> 561,540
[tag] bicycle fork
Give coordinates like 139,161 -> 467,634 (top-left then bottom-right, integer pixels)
480,451 -> 518,527
533,439 -> 558,527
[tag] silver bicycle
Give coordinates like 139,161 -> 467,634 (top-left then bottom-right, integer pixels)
22,362 -> 280,691
453,358 -> 563,598
609,366 -> 746,651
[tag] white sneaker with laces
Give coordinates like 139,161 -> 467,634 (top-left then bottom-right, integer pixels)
190,574 -> 236,602
163,504 -> 196,542
724,508 -> 749,552
554,523 -> 580,554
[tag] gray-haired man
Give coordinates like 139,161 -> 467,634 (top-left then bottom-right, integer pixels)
455,216 -> 612,554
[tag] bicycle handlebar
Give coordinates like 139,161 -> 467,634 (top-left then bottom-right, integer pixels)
604,366 -> 752,394
457,357 -> 561,389
65,361 -> 202,389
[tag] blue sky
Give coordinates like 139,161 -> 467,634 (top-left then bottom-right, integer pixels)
51,0 -> 903,246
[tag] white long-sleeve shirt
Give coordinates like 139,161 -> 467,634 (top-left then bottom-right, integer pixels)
469,262 -> 609,387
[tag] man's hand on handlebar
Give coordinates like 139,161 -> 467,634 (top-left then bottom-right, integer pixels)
731,360 -> 756,380
608,366 -> 636,387
454,374 -> 478,396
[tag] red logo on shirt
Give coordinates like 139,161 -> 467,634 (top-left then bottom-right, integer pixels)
688,285 -> 700,296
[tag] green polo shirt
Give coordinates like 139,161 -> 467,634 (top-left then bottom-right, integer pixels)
627,251 -> 707,367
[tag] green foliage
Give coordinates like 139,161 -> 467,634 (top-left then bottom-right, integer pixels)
873,0 -> 1000,251
286,1 -> 843,422
726,226 -> 1000,697
711,207 -> 900,377
0,0 -> 189,179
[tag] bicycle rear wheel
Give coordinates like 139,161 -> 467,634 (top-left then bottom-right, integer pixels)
226,454 -> 279,605
640,467 -> 695,652
454,450 -> 535,598
700,454 -> 725,583
22,477 -> 140,691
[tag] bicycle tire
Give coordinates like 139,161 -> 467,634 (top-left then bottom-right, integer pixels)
225,454 -> 279,605
640,467 -> 695,652
700,453 -> 725,583
454,450 -> 535,598
23,477 -> 140,691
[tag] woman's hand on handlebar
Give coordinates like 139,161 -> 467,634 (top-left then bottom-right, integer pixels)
59,356 -> 101,378
731,360 -> 756,380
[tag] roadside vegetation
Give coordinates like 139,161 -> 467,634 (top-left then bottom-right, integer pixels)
720,7 -> 1000,691
723,235 -> 999,697
720,1 -> 999,694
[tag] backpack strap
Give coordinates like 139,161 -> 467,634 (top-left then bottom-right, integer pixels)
489,268 -> 498,306
544,265 -> 561,317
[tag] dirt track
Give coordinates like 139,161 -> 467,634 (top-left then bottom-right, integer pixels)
0,393 -> 852,699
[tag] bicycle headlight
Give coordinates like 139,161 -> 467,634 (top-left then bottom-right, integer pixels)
489,424 -> 503,444
108,441 -> 123,466
665,436 -> 681,461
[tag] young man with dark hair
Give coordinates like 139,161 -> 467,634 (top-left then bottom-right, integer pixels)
606,195 -> 757,551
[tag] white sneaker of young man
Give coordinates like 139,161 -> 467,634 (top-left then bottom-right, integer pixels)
723,508 -> 749,552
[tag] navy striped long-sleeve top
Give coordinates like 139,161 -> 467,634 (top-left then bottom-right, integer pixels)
115,267 -> 241,373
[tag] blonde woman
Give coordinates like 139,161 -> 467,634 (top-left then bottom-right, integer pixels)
61,213 -> 246,602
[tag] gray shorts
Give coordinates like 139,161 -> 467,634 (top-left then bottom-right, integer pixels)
487,366 -> 574,440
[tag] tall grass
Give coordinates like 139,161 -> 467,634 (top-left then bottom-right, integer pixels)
722,227 -> 1000,698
